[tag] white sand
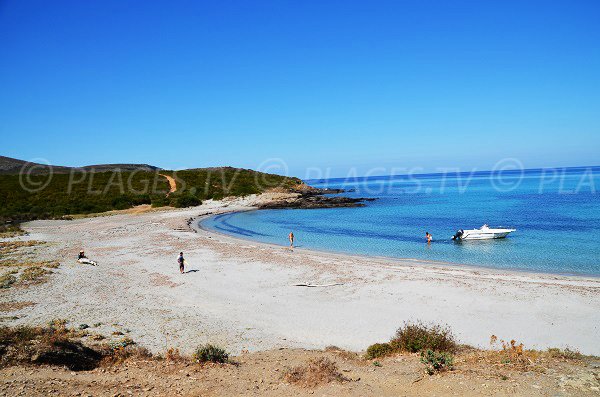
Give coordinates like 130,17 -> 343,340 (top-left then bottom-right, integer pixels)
4,194 -> 600,355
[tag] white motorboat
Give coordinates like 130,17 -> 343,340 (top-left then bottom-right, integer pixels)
452,224 -> 516,240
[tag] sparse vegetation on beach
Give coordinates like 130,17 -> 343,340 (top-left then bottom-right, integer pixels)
0,322 -> 101,370
420,349 -> 454,375
365,321 -> 458,361
0,223 -> 25,238
0,271 -> 17,289
0,239 -> 59,289
365,342 -> 392,359
18,266 -> 51,283
0,320 -> 598,396
193,344 -> 230,364
391,321 -> 458,353
283,357 -> 348,387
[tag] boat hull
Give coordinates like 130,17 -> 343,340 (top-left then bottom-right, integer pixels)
459,231 -> 512,240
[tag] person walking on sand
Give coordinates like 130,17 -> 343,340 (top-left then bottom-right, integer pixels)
177,252 -> 185,274
288,232 -> 294,249
425,232 -> 432,244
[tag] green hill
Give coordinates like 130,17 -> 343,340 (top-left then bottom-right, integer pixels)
0,159 -> 301,222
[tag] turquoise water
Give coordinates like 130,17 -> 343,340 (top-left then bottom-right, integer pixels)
201,168 -> 600,276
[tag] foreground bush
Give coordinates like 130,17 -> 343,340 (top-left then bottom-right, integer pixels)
0,322 -> 150,370
390,322 -> 457,353
0,325 -> 101,370
420,349 -> 454,375
193,344 -> 229,364
365,321 -> 458,360
365,342 -> 392,359
283,357 -> 348,388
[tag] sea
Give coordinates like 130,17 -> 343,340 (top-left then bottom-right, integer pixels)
201,167 -> 600,277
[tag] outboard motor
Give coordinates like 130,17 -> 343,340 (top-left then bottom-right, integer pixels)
452,229 -> 464,240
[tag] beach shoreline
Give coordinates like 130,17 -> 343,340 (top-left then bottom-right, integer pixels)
196,209 -> 600,281
2,193 -> 599,356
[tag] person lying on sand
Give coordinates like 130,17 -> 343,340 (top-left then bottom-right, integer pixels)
77,250 -> 97,266
178,252 -> 185,274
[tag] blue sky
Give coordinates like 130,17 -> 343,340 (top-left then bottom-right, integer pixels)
1,0 -> 599,178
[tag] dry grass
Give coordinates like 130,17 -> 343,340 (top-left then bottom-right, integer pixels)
100,345 -> 153,366
457,335 -> 593,375
324,345 -> 361,362
283,357 -> 349,388
546,347 -> 586,361
0,322 -> 102,370
0,240 -> 45,256
0,321 -> 154,370
0,260 -> 59,268
0,301 -> 35,312
165,347 -> 187,363
19,266 -> 51,283
0,224 -> 25,238
485,336 -> 542,370
0,241 -> 58,270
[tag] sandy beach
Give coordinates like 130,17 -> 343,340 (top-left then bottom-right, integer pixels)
2,193 -> 598,357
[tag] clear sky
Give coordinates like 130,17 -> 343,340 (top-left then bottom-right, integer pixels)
1,0 -> 599,178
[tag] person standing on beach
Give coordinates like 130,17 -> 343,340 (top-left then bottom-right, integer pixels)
177,252 -> 185,273
288,232 -> 294,248
426,232 -> 432,244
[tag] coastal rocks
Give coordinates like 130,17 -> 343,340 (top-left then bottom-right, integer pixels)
258,193 -> 374,210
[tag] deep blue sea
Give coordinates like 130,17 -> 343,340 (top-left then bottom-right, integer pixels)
201,167 -> 600,276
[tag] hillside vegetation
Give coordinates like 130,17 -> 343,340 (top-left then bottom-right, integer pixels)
0,167 -> 301,221
0,155 -> 158,174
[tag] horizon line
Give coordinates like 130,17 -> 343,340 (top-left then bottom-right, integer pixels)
304,165 -> 600,183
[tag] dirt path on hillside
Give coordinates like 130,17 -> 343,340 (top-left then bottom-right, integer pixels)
159,173 -> 177,195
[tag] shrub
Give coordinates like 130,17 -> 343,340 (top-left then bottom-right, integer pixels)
365,342 -> 392,359
546,347 -> 584,360
108,337 -> 135,350
488,336 -> 540,368
47,319 -> 68,332
170,193 -> 202,208
0,271 -> 17,289
193,344 -> 229,364
101,345 -> 152,365
165,347 -> 186,362
283,357 -> 348,387
0,324 -> 101,370
420,349 -> 454,375
390,321 -> 457,353
150,195 -> 170,207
